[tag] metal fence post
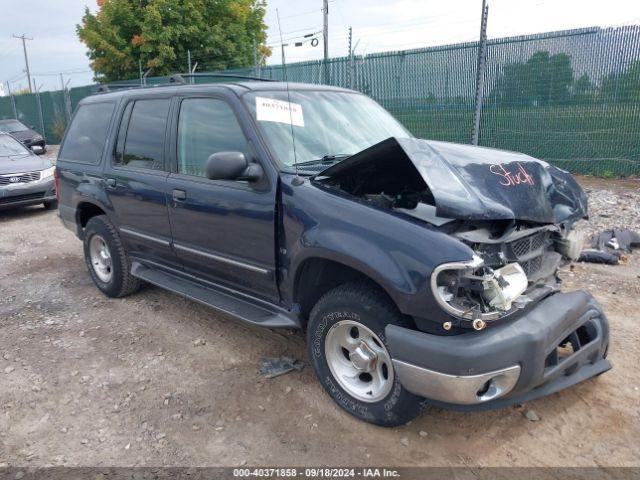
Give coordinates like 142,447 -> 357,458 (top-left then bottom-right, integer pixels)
35,85 -> 46,143
6,80 -> 18,119
472,0 -> 489,146
64,85 -> 72,122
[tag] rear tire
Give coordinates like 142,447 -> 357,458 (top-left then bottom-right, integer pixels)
83,215 -> 141,298
307,281 -> 423,426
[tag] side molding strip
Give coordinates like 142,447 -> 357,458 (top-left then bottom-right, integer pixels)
119,227 -> 171,247
173,243 -> 269,275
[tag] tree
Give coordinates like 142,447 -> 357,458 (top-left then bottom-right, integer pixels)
489,51 -> 574,106
572,73 -> 594,105
599,59 -> 640,104
77,0 -> 270,83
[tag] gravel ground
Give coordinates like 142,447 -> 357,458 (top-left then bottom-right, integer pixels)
0,167 -> 639,467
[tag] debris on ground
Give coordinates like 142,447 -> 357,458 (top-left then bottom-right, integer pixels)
577,228 -> 639,264
578,249 -> 621,265
259,356 -> 304,379
591,229 -> 640,253
524,409 -> 541,422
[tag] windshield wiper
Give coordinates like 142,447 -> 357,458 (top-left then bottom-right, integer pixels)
292,154 -> 352,168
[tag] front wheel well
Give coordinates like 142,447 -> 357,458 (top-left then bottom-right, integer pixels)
294,258 -> 410,329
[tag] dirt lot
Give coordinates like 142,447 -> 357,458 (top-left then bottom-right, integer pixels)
0,162 -> 639,467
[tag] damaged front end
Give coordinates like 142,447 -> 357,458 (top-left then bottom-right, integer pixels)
431,222 -> 584,329
316,137 -> 588,330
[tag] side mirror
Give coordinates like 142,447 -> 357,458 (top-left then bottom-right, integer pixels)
205,151 -> 264,182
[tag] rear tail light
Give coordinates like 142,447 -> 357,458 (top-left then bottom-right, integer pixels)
54,167 -> 59,201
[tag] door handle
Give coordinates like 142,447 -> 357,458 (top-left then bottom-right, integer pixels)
172,189 -> 187,201
105,178 -> 117,188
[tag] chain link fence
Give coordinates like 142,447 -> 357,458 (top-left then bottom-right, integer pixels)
1,25 -> 639,176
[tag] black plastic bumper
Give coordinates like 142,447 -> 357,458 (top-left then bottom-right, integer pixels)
386,290 -> 611,411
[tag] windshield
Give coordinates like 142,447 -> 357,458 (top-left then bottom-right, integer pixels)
0,120 -> 29,133
0,135 -> 31,157
243,90 -> 409,169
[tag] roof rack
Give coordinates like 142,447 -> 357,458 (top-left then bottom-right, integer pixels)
96,72 -> 273,94
97,83 -> 149,93
169,73 -> 273,84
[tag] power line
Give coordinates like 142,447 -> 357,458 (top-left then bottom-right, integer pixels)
31,68 -> 91,76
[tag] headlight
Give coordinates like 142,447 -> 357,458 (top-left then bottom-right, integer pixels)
41,166 -> 55,179
33,135 -> 43,141
431,255 -> 528,329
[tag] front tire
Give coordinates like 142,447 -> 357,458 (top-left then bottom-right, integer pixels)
307,281 -> 423,426
83,215 -> 141,298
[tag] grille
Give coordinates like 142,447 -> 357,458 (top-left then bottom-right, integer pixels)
520,255 -> 543,276
511,231 -> 547,257
0,171 -> 41,186
0,192 -> 45,204
507,231 -> 549,278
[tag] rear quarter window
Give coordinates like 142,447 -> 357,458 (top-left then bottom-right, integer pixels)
59,102 -> 115,164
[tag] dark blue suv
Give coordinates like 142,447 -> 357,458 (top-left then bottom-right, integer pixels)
56,79 -> 611,426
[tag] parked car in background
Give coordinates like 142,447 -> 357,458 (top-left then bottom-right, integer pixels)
0,119 -> 46,154
56,79 -> 610,426
0,133 -> 56,210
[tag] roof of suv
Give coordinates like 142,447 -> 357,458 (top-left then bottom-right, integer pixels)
81,81 -> 357,104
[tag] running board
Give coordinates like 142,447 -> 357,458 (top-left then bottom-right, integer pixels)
131,262 -> 299,329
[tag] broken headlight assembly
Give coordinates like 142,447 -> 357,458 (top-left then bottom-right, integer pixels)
430,255 -> 529,330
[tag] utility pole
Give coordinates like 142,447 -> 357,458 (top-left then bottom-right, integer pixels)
471,0 -> 489,146
322,0 -> 329,83
13,34 -> 33,93
187,50 -> 192,74
59,73 -> 65,91
139,59 -> 144,86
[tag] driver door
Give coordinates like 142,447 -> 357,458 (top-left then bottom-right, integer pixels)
166,95 -> 279,302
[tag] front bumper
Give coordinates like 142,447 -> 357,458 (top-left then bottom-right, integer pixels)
0,176 -> 56,210
386,290 -> 611,411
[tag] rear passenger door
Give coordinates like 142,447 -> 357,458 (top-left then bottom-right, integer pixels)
103,96 -> 180,269
166,94 -> 279,302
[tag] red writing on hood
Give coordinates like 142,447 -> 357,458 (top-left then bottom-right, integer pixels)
489,163 -> 535,187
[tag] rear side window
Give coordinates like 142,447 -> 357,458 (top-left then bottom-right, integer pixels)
59,102 -> 115,164
115,99 -> 170,170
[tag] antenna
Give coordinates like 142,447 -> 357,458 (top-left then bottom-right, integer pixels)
276,8 -> 299,174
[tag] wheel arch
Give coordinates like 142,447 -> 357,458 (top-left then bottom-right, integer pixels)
76,200 -> 108,237
293,256 -> 407,329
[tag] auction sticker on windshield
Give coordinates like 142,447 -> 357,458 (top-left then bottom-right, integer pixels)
256,97 -> 304,127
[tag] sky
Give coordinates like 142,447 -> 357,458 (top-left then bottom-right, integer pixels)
1,0 -> 640,93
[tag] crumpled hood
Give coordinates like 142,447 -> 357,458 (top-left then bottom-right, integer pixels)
319,137 -> 587,224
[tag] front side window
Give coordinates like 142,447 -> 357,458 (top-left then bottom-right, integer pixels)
243,90 -> 409,169
115,99 -> 170,170
59,102 -> 115,164
177,98 -> 249,177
